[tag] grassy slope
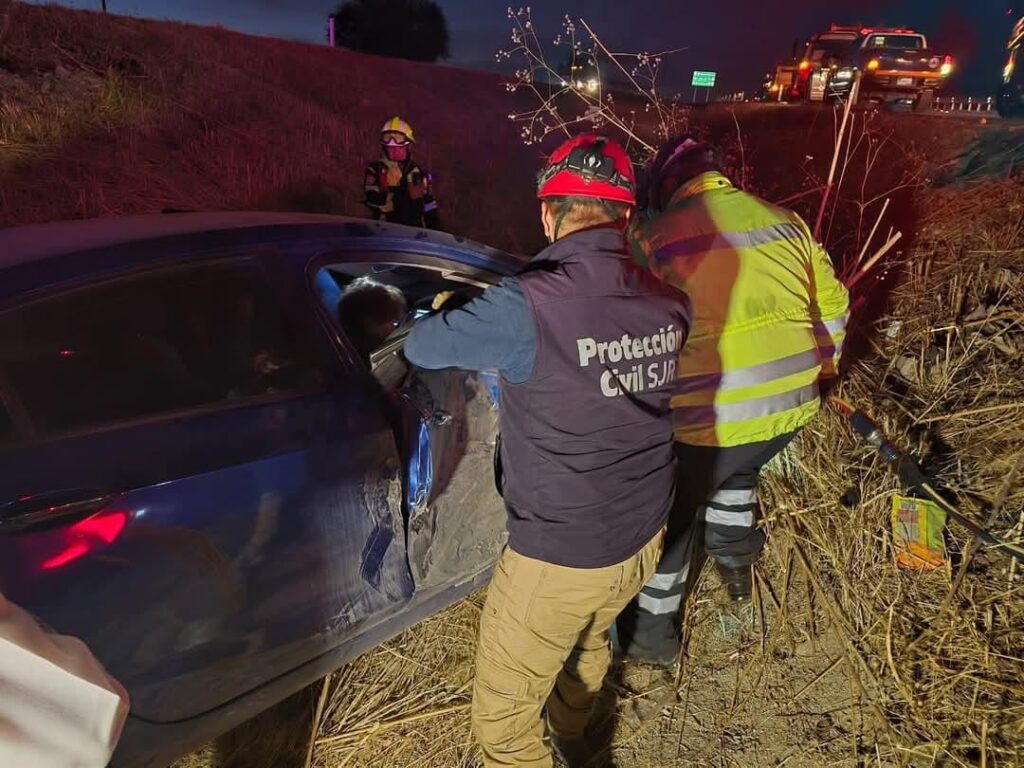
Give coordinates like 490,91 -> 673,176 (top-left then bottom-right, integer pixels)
0,5 -> 991,260
0,3 -> 546,254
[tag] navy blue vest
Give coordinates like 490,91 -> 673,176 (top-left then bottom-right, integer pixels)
500,226 -> 691,568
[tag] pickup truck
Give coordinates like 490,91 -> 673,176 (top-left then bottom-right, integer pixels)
824,28 -> 953,110
789,26 -> 861,102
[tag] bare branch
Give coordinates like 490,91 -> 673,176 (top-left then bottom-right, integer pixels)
501,9 -> 683,159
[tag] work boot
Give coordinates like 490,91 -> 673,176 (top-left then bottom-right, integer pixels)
615,607 -> 680,668
716,563 -> 752,603
551,735 -> 596,768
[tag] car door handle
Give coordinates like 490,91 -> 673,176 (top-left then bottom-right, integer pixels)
399,391 -> 452,427
0,490 -> 117,534
430,410 -> 452,427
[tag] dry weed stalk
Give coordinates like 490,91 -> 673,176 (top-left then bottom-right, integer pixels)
816,109 -> 929,293
499,8 -> 686,159
814,74 -> 860,240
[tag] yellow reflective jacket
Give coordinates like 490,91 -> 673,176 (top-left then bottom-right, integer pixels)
630,172 -> 850,447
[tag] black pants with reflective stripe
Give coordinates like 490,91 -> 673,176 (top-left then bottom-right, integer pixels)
636,431 -> 798,618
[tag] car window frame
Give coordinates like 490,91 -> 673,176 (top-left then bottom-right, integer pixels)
305,249 -> 505,369
0,250 -> 331,449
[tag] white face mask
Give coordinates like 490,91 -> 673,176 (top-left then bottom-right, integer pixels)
383,144 -> 410,163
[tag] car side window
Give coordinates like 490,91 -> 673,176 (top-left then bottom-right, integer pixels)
315,264 -> 484,361
0,261 -> 324,437
314,262 -> 487,392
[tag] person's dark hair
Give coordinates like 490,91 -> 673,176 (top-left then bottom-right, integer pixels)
642,139 -> 722,213
337,277 -> 408,358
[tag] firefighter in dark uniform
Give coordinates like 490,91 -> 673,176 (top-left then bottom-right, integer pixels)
364,117 -> 440,229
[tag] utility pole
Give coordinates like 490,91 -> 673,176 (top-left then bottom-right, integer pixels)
101,0 -> 107,12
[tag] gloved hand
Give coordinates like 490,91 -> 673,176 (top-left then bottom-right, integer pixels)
432,290 -> 455,311
407,172 -> 428,201
385,165 -> 403,187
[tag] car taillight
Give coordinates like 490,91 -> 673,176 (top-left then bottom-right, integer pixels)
798,60 -> 811,71
866,59 -> 880,71
940,55 -> 953,77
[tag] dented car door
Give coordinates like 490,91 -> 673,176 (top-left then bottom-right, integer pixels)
403,367 -> 506,591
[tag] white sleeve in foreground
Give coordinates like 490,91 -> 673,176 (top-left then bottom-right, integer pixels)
0,592 -> 129,768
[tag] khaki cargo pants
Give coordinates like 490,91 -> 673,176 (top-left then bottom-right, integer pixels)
471,532 -> 663,767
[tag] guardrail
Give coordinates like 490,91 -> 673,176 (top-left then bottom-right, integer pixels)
932,96 -> 995,113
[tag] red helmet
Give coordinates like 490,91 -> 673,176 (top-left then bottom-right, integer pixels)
537,134 -> 636,205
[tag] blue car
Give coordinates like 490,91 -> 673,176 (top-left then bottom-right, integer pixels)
0,212 -> 516,767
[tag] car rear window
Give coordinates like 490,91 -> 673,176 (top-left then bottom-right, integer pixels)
0,261 -> 325,437
809,34 -> 857,61
810,45 -> 849,62
867,34 -> 924,49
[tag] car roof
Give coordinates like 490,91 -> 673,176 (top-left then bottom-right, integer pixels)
0,212 -> 520,303
0,211 -> 513,268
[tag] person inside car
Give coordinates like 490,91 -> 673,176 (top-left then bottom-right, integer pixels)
337,277 -> 409,364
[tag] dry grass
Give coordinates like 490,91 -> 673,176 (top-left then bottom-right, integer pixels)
311,594 -> 484,767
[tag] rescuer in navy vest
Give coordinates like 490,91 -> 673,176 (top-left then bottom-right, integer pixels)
405,134 -> 692,768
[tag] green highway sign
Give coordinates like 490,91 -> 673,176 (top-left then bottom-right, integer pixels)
691,70 -> 717,87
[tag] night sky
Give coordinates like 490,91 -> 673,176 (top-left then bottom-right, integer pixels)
30,1 -> 1019,96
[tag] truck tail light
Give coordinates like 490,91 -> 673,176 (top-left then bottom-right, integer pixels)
940,55 -> 953,77
797,60 -> 812,85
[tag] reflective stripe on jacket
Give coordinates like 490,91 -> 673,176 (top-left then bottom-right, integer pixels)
630,172 -> 850,447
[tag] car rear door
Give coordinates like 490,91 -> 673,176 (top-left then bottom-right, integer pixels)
0,248 -> 413,723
